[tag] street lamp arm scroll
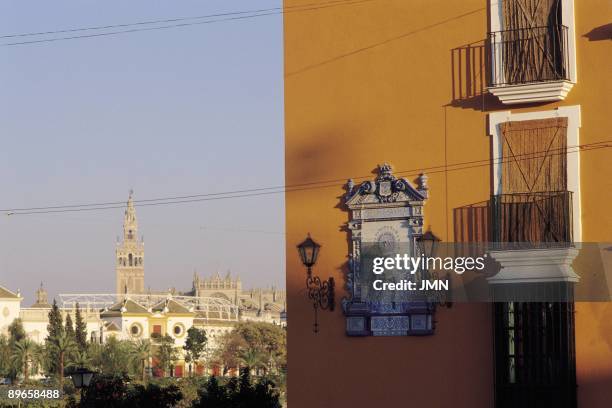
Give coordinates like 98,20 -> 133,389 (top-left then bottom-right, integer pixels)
297,234 -> 335,333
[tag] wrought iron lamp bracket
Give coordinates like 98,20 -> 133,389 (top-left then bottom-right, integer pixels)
306,268 -> 335,333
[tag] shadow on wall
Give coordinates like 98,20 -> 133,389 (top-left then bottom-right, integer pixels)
450,41 -> 487,103
583,23 -> 612,41
448,40 -> 509,112
579,371 -> 612,408
453,200 -> 490,244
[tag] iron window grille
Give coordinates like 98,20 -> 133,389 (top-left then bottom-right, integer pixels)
488,25 -> 570,87
494,301 -> 576,408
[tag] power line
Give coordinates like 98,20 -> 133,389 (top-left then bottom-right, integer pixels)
1,0 -> 365,39
0,0 -> 376,47
3,140 -> 610,216
4,141 -> 609,214
4,139 -> 606,212
0,8 -> 280,39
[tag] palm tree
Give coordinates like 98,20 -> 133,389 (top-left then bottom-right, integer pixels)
239,348 -> 266,376
70,350 -> 91,370
11,338 -> 35,381
131,339 -> 151,383
100,337 -> 131,375
31,343 -> 47,377
49,331 -> 76,389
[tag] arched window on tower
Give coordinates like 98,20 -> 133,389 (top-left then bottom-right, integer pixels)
128,230 -> 133,239
129,253 -> 133,266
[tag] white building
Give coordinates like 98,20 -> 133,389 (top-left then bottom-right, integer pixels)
0,285 -> 22,336
0,191 -> 285,377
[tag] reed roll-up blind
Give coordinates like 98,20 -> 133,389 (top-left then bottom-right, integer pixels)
502,0 -> 561,29
500,0 -> 565,84
500,117 -> 568,194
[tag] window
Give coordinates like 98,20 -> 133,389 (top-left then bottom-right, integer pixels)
494,301 -> 576,408
488,0 -> 577,103
129,254 -> 133,266
130,323 -> 143,338
489,107 -> 579,408
489,106 -> 582,240
493,117 -> 572,243
173,323 -> 185,338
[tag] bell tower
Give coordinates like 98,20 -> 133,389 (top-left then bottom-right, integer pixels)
116,190 -> 145,295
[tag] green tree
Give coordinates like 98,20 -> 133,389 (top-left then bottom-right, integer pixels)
80,374 -> 128,407
155,334 -> 178,377
30,342 -> 50,377
47,299 -> 64,340
49,331 -> 76,389
215,331 -> 247,375
239,348 -> 266,375
74,302 -> 88,353
131,339 -> 151,383
46,299 -> 64,376
126,383 -> 183,408
11,338 -> 35,381
65,312 -> 75,342
251,377 -> 282,408
95,337 -> 131,375
0,335 -> 11,377
183,327 -> 207,376
195,376 -> 228,408
193,370 -> 281,408
216,322 -> 286,376
6,318 -> 26,382
8,318 -> 26,343
70,350 -> 92,370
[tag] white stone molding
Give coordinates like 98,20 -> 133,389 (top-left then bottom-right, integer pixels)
488,105 -> 582,242
488,247 -> 580,283
488,0 -> 577,104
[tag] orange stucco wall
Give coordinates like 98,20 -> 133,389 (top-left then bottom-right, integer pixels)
284,1 -> 612,407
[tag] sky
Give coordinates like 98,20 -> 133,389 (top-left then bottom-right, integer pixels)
0,0 -> 285,305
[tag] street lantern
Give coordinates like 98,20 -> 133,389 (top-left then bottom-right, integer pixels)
71,368 -> 95,388
417,230 -> 441,258
297,234 -> 334,333
297,234 -> 321,272
71,367 -> 96,400
416,230 -> 451,308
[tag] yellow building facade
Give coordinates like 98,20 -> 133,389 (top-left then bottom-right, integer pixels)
284,0 -> 611,407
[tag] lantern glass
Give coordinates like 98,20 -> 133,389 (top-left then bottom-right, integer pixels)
71,368 -> 95,388
82,372 -> 94,387
297,235 -> 321,268
418,230 -> 440,258
72,373 -> 83,388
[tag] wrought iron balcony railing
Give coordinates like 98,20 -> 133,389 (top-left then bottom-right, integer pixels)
488,25 -> 570,87
491,191 -> 573,245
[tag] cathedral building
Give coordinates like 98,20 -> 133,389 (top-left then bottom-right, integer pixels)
190,273 -> 286,325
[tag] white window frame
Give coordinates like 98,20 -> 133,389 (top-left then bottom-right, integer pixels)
488,0 -> 577,104
488,105 -> 581,241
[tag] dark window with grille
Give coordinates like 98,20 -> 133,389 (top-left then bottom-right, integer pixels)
494,301 -> 576,408
493,117 -> 576,408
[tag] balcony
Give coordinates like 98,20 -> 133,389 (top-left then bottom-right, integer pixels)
488,25 -> 573,104
488,191 -> 578,284
491,191 -> 573,245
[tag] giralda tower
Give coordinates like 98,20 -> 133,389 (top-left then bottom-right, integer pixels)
115,190 -> 145,295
